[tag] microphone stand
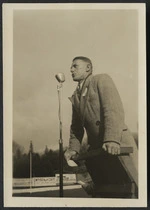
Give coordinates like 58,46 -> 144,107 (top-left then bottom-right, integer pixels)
57,82 -> 63,197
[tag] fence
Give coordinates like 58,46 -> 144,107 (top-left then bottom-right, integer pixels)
13,174 -> 77,188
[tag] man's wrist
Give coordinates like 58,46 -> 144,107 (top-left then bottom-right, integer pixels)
103,141 -> 120,145
68,148 -> 79,154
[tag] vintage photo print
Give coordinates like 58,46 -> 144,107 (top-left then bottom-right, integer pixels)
3,3 -> 146,207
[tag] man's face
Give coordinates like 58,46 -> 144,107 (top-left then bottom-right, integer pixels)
70,59 -> 89,82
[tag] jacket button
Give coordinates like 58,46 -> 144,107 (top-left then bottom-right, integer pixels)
96,120 -> 100,126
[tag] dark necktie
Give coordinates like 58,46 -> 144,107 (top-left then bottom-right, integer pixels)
77,83 -> 81,100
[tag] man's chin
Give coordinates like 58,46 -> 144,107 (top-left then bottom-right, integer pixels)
72,77 -> 79,82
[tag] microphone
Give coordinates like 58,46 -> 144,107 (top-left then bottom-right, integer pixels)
55,73 -> 65,83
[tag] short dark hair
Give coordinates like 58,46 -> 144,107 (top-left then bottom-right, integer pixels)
73,56 -> 93,70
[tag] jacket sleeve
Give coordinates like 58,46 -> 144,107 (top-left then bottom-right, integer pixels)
97,74 -> 125,145
69,106 -> 84,153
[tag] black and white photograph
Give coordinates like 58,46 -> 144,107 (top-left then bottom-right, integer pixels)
3,3 -> 146,207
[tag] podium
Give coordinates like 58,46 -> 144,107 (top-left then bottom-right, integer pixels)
72,147 -> 138,198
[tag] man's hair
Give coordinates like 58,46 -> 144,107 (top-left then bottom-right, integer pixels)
73,56 -> 93,71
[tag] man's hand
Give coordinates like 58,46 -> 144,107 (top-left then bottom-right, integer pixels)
64,149 -> 78,167
102,142 -> 120,155
64,149 -> 77,161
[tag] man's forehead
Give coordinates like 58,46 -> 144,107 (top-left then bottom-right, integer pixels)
72,59 -> 86,65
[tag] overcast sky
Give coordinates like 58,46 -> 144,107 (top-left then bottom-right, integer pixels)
13,9 -> 138,153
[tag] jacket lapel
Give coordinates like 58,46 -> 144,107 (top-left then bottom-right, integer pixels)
80,74 -> 92,123
69,74 -> 93,122
68,95 -> 74,105
68,89 -> 80,112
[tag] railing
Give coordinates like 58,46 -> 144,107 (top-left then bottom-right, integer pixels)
72,146 -> 133,161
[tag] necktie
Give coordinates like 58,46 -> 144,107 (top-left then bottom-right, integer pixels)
77,83 -> 81,100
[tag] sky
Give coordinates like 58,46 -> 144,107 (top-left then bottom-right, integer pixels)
13,9 -> 138,153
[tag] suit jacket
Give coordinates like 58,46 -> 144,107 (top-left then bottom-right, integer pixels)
69,74 -> 138,187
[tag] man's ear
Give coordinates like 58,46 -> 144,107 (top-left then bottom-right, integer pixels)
86,64 -> 91,72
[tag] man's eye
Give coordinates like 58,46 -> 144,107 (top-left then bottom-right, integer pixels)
71,64 -> 77,69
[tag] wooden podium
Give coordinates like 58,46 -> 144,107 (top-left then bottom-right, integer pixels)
72,147 -> 138,198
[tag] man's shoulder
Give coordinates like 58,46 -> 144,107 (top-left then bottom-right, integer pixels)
92,73 -> 112,82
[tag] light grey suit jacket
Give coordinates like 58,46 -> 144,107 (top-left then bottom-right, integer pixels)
69,73 -> 138,185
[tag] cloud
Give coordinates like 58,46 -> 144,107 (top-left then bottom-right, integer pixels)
13,9 -> 138,152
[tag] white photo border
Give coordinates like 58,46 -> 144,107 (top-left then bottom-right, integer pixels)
3,3 -> 147,207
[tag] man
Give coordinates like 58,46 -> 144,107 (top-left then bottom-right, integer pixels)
65,56 -> 138,198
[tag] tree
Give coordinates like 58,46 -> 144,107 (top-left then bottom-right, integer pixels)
29,141 -> 33,154
44,145 -> 49,155
13,140 -> 24,157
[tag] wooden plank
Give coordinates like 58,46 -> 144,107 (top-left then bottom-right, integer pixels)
118,156 -> 138,186
72,147 -> 133,161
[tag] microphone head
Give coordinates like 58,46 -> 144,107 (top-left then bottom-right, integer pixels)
55,73 -> 65,83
